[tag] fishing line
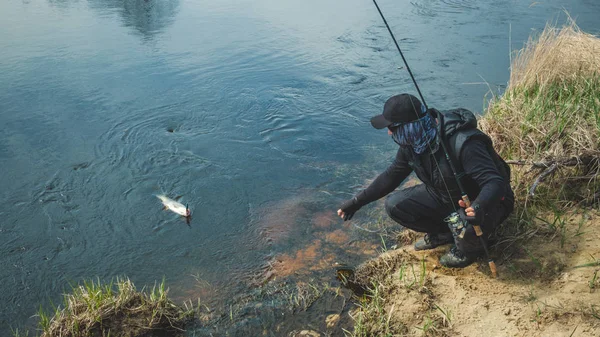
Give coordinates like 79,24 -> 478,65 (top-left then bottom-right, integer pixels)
353,222 -> 384,233
371,0 -> 497,277
371,0 -> 457,214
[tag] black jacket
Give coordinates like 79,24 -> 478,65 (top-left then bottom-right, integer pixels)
355,108 -> 514,213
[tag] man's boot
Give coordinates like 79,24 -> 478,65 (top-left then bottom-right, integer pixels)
439,245 -> 475,268
414,232 -> 453,251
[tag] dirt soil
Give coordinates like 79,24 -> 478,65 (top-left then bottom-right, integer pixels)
348,209 -> 600,337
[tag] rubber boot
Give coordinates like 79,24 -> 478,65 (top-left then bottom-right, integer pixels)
414,232 -> 454,251
439,245 -> 476,268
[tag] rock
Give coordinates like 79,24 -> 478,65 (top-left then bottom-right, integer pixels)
326,314 -> 340,329
504,308 -> 511,315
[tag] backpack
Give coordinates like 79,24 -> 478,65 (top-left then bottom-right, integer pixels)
431,108 -> 511,183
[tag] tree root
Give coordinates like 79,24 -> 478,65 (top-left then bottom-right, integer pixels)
505,152 -> 600,197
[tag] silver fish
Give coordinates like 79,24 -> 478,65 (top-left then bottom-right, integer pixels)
156,195 -> 190,217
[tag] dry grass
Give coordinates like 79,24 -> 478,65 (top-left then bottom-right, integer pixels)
30,278 -> 193,337
480,19 -> 600,207
508,18 -> 600,89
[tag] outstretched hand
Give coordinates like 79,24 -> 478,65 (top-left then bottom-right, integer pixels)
338,197 -> 361,221
337,208 -> 349,220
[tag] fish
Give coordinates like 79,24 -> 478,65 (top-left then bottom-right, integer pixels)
156,195 -> 190,217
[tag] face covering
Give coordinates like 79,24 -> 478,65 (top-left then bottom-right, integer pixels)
391,113 -> 438,154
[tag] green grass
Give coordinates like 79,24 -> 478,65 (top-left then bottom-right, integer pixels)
591,305 -> 600,320
484,76 -> 600,206
589,270 -> 599,291
415,314 -> 435,335
434,304 -> 452,328
345,258 -> 437,337
281,280 -> 334,312
11,328 -> 32,337
343,281 -> 396,337
573,254 -> 600,268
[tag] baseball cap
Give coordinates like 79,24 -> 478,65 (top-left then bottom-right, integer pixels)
370,93 -> 426,129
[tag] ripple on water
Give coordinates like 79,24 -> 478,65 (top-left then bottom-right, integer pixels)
440,0 -> 480,11
95,102 -> 219,183
258,103 -> 312,159
411,0 -> 480,17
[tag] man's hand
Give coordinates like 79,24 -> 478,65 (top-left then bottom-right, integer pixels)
457,199 -> 483,226
337,209 -> 349,220
458,199 -> 476,217
338,197 -> 361,221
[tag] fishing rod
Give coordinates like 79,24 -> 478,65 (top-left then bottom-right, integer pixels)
371,0 -> 497,278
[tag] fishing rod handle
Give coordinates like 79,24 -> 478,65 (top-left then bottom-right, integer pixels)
489,260 -> 498,278
477,230 -> 497,277
462,195 -> 485,236
461,195 -> 471,208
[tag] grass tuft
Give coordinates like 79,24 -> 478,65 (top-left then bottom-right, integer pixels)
30,277 -> 193,337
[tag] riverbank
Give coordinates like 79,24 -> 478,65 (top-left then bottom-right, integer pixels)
343,20 -> 600,337
345,210 -> 600,336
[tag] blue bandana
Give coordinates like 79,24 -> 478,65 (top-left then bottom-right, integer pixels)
391,114 -> 438,154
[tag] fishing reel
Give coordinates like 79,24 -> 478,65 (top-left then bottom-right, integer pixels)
444,212 -> 469,240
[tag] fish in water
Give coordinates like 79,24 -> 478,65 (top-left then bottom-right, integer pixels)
156,195 -> 190,217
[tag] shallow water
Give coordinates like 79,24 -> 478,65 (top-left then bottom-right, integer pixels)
1,0 -> 599,335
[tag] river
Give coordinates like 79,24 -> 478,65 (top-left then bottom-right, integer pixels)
1,0 -> 599,335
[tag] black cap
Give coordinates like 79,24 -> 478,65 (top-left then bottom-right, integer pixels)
370,93 -> 425,129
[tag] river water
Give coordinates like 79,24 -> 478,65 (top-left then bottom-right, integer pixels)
1,0 -> 599,335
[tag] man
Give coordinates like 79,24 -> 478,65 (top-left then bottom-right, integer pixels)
337,93 -> 514,268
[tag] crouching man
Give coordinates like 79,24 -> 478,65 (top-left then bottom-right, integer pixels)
337,93 -> 514,267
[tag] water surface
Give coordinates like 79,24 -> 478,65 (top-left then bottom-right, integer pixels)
1,0 -> 599,334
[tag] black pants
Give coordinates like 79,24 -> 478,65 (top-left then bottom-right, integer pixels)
385,184 -> 513,253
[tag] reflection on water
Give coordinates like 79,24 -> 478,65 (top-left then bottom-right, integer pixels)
89,0 -> 180,39
46,0 -> 180,40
